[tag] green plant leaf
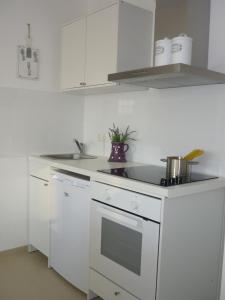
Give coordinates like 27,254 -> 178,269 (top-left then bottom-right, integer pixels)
108,124 -> 136,143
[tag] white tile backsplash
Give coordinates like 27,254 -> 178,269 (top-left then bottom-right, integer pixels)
84,85 -> 225,176
0,87 -> 84,156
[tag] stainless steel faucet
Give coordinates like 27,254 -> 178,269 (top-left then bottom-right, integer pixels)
73,139 -> 97,159
74,139 -> 85,154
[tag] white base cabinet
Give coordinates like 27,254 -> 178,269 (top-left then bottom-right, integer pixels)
88,179 -> 225,300
28,159 -> 91,294
29,176 -> 49,257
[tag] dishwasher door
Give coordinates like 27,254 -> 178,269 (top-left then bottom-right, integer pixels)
50,172 -> 90,293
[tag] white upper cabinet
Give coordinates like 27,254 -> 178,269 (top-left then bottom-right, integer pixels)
86,5 -> 118,86
60,1 -> 155,93
61,18 -> 86,90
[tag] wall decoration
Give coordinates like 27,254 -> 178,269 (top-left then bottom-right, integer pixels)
17,24 -> 40,79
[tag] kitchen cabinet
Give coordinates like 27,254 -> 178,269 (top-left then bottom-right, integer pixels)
29,176 -> 49,257
50,172 -> 90,293
28,158 -> 91,293
61,1 -> 155,94
89,269 -> 138,300
61,18 -> 86,90
85,4 -> 118,86
88,177 -> 225,300
28,159 -> 50,257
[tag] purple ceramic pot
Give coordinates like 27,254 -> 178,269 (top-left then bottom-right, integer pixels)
108,142 -> 129,162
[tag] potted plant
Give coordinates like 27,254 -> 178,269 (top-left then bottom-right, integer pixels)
108,124 -> 136,162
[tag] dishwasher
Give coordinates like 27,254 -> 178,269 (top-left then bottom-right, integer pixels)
50,171 -> 90,293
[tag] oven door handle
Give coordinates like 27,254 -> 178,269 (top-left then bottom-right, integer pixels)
97,207 -> 141,229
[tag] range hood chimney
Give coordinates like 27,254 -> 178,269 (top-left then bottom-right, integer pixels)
108,0 -> 225,89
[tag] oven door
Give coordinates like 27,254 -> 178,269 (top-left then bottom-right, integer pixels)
90,200 -> 160,300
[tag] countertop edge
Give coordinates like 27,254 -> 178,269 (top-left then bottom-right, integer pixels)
29,156 -> 225,198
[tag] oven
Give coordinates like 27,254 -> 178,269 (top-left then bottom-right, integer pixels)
90,182 -> 161,300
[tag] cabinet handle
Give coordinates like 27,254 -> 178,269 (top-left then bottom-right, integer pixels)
80,82 -> 86,86
114,291 -> 120,296
44,183 -> 48,186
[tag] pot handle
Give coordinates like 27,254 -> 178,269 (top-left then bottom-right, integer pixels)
160,158 -> 198,164
124,144 -> 129,152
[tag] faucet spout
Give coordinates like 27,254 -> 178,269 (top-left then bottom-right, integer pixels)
74,139 -> 84,154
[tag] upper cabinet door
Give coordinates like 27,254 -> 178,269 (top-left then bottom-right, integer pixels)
85,5 -> 119,86
61,18 -> 86,90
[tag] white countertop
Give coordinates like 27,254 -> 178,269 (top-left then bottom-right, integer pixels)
30,155 -> 141,177
30,155 -> 225,199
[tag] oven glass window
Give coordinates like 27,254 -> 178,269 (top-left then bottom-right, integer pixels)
101,217 -> 142,275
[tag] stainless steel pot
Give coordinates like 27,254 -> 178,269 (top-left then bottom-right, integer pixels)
161,156 -> 198,179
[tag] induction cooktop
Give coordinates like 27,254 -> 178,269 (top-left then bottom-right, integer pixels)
98,165 -> 217,187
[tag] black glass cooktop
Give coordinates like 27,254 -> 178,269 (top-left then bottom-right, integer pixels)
98,165 -> 217,187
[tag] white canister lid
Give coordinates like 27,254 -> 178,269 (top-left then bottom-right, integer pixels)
155,37 -> 171,45
172,33 -> 192,42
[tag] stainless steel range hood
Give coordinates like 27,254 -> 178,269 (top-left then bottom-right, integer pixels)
108,64 -> 225,89
108,0 -> 225,89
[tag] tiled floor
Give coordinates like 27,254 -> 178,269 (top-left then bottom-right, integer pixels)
0,247 -> 89,300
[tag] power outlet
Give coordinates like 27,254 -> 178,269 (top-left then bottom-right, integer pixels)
97,133 -> 107,156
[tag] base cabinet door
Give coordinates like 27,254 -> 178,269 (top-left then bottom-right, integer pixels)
89,269 -> 138,300
29,176 -> 49,256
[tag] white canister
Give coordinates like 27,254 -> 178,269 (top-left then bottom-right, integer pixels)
154,38 -> 172,67
171,34 -> 193,65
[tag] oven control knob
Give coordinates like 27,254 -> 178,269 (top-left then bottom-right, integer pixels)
131,201 -> 139,211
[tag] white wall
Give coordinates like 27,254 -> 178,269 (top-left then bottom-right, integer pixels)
88,0 -> 117,12
84,85 -> 225,175
0,88 -> 84,156
0,0 -> 87,91
211,4 -> 225,291
0,88 -> 84,252
0,0 -> 86,251
87,0 -> 156,13
208,0 -> 225,73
